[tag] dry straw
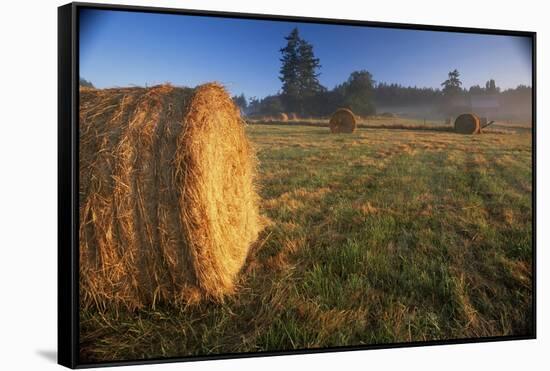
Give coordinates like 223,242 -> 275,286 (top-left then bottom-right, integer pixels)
79,83 -> 261,310
454,113 -> 481,134
329,108 -> 357,133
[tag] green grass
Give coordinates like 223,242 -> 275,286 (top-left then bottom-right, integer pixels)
80,124 -> 533,362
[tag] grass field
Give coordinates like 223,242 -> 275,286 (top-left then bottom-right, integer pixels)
248,115 -> 532,133
80,123 -> 533,363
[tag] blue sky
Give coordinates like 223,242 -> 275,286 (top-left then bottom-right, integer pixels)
80,8 -> 532,99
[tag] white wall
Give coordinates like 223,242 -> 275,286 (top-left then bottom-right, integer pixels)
0,0 -> 545,370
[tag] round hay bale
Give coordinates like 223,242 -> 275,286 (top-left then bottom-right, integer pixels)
276,112 -> 289,122
79,83 -> 261,310
329,108 -> 357,133
454,113 -> 481,134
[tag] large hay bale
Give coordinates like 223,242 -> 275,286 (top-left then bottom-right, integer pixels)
329,108 -> 356,133
454,113 -> 481,134
79,83 -> 261,310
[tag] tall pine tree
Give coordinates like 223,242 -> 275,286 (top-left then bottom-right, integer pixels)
279,28 -> 323,114
485,79 -> 499,94
279,28 -> 301,112
296,38 -> 323,96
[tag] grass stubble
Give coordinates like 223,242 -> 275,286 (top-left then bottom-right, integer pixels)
80,122 -> 532,362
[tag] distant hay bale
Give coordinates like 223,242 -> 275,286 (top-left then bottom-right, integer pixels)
79,83 -> 261,310
289,112 -> 298,120
329,108 -> 357,133
250,115 -> 272,122
454,113 -> 481,134
277,112 -> 289,122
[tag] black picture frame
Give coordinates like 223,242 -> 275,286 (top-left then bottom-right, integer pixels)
58,2 -> 537,368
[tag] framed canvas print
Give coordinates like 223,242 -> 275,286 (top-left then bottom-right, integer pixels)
58,2 -> 536,368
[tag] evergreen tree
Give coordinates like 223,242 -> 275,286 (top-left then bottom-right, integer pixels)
79,77 -> 94,88
296,38 -> 323,96
279,28 -> 323,114
485,79 -> 500,94
247,96 -> 260,115
279,28 -> 301,112
440,69 -> 465,116
232,93 -> 248,112
469,84 -> 484,94
441,69 -> 462,96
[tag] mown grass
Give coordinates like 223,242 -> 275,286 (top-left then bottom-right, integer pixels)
80,124 -> 533,363
248,115 -> 532,133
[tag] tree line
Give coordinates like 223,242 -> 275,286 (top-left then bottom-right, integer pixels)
79,78 -> 95,88
234,28 -> 531,119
